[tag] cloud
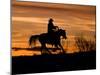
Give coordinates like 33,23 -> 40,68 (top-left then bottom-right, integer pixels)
12,16 -> 47,23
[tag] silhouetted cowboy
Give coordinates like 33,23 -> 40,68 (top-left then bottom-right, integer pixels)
47,18 -> 59,34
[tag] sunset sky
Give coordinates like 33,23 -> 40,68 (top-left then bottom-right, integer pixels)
12,0 -> 96,56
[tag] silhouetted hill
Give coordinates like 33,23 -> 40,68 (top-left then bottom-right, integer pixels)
12,51 -> 96,74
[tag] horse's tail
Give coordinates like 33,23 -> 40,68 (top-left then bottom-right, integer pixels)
29,35 -> 39,47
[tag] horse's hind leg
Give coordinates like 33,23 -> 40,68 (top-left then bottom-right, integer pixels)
55,44 -> 59,49
40,43 -> 48,54
41,44 -> 51,54
43,45 -> 51,54
39,40 -> 45,54
46,47 -> 51,54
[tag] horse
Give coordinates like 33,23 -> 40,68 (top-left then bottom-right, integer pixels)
29,29 -> 67,54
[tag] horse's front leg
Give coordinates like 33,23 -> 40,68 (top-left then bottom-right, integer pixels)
59,43 -> 65,54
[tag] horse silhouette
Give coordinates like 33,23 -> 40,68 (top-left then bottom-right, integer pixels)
29,29 -> 67,54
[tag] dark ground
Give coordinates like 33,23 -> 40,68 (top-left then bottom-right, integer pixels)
12,51 -> 96,75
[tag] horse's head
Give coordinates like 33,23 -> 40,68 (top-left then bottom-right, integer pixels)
58,29 -> 67,39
